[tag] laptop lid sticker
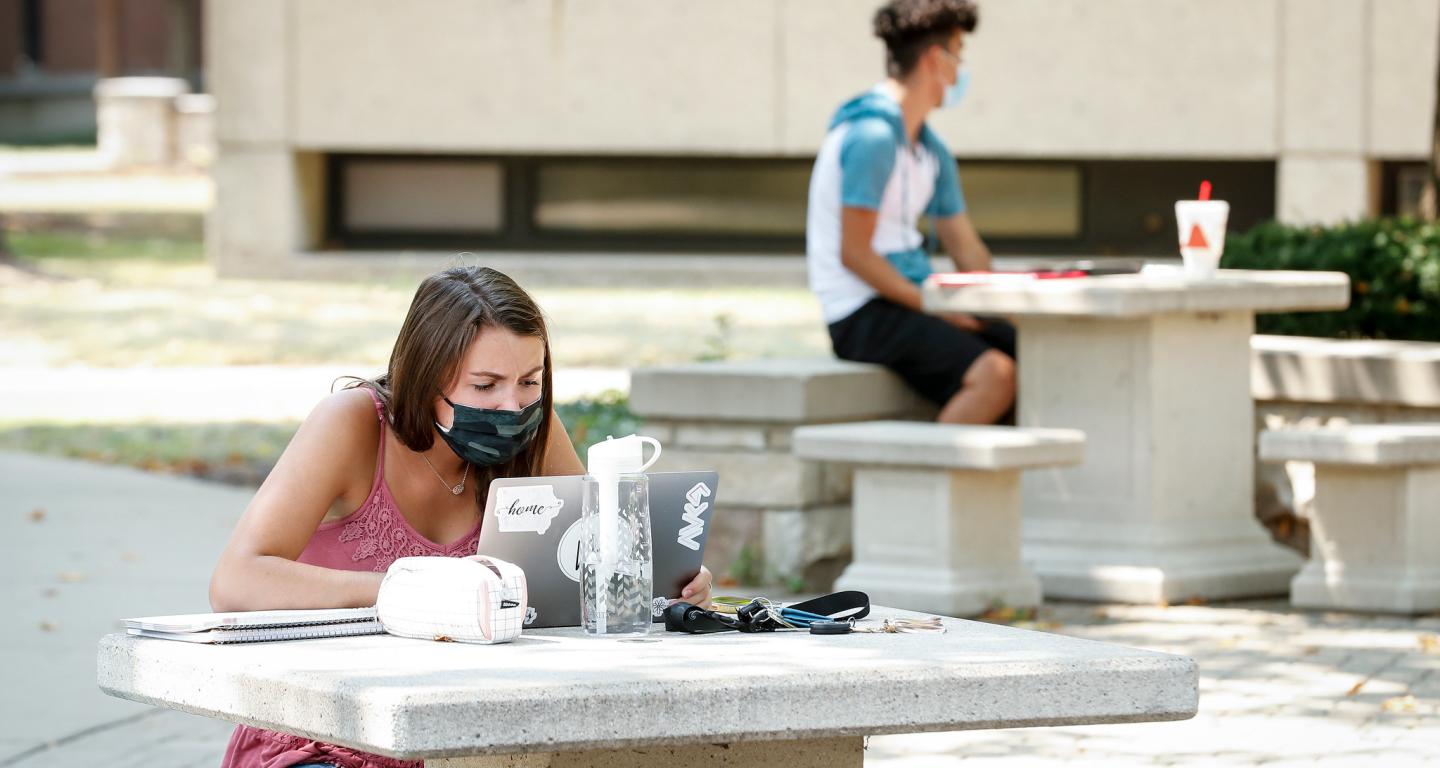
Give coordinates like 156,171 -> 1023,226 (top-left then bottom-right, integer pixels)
678,481 -> 711,551
556,519 -> 583,583
493,484 -> 565,534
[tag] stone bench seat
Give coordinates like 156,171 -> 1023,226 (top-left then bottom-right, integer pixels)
1259,424 -> 1440,614
795,421 -> 1085,617
630,358 -> 932,589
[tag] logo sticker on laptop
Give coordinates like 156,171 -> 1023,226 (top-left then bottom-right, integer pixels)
557,519 -> 583,583
493,484 -> 565,534
678,482 -> 711,551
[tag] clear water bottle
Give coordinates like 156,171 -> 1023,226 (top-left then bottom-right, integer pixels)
581,435 -> 661,637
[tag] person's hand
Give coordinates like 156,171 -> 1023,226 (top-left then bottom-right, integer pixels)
680,565 -> 713,609
944,313 -> 984,332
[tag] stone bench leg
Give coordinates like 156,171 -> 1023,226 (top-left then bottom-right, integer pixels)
834,464 -> 1041,617
1292,464 -> 1440,614
430,736 -> 863,767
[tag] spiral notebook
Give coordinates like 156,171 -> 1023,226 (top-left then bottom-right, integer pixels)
125,607 -> 383,644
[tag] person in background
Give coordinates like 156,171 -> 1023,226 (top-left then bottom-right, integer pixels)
806,0 -> 1016,424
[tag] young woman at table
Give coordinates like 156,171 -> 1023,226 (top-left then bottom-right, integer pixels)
209,265 -> 713,768
806,0 -> 1016,424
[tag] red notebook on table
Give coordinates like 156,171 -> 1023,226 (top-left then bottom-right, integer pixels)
929,270 -> 1089,287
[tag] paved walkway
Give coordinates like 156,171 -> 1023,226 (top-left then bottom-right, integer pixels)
3,452 -> 1438,767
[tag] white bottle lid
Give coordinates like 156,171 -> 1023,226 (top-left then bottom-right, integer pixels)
587,434 -> 662,476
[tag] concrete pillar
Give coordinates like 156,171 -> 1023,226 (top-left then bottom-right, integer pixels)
1277,156 -> 1375,226
1275,0 -> 1374,226
205,0 -> 303,276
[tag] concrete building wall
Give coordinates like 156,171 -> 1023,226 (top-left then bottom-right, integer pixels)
206,0 -> 1440,279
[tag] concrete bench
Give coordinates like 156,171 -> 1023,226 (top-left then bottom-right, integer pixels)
1251,335 -> 1440,553
794,421 -> 1085,617
1259,424 -> 1440,614
630,358 -> 932,588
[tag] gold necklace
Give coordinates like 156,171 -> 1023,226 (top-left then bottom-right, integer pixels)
419,451 -> 469,495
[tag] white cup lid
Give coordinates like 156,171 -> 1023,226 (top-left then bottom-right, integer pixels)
587,434 -> 662,475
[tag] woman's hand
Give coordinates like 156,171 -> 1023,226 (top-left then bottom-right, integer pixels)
680,565 -> 714,609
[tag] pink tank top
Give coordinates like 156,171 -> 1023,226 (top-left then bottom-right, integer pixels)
221,388 -> 483,768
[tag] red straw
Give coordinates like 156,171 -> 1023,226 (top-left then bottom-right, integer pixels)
1198,180 -> 1212,201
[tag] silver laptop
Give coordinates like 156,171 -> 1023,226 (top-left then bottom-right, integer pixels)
477,471 -> 719,629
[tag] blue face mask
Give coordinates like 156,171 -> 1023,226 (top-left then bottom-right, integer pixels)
942,68 -> 971,109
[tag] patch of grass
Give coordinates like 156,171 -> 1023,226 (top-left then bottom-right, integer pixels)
0,421 -> 300,487
7,231 -> 204,263
2,239 -> 830,367
727,544 -> 764,587
0,396 -> 638,486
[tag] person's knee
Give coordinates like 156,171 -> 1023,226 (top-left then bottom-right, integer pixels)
966,350 -> 1016,401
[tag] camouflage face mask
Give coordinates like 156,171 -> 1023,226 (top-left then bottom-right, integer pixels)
436,396 -> 545,467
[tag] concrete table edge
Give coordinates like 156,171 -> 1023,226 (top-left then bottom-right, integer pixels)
96,609 -> 1198,760
922,269 -> 1351,318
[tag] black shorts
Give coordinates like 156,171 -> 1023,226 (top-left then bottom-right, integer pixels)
828,298 -> 1017,406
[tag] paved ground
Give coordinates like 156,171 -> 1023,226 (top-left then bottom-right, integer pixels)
4,452 -> 1439,768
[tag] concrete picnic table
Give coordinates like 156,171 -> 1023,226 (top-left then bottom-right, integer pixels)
924,268 -> 1351,604
97,606 -> 1197,767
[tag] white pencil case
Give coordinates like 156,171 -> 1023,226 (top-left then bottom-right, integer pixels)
376,555 -> 528,644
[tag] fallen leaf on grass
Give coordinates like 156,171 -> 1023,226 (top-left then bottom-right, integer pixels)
28,508 -> 45,522
1382,695 -> 1418,713
1347,679 -> 1368,697
979,603 -> 1038,625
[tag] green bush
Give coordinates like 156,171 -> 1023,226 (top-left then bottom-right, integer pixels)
555,390 -> 641,459
1222,217 -> 1440,341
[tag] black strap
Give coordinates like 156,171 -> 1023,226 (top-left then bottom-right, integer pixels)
664,591 -> 871,635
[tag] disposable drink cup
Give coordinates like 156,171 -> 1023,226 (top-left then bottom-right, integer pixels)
1174,200 -> 1229,279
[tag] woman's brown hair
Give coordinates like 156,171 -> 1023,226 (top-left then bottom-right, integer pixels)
348,265 -> 554,507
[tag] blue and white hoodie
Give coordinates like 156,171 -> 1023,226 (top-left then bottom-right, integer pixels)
805,86 -> 966,324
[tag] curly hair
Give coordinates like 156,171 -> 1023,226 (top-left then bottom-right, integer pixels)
873,0 -> 979,77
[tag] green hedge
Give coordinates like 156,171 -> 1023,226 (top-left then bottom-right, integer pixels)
1221,218 -> 1440,341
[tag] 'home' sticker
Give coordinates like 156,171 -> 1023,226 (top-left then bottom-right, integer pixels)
493,484 -> 565,534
